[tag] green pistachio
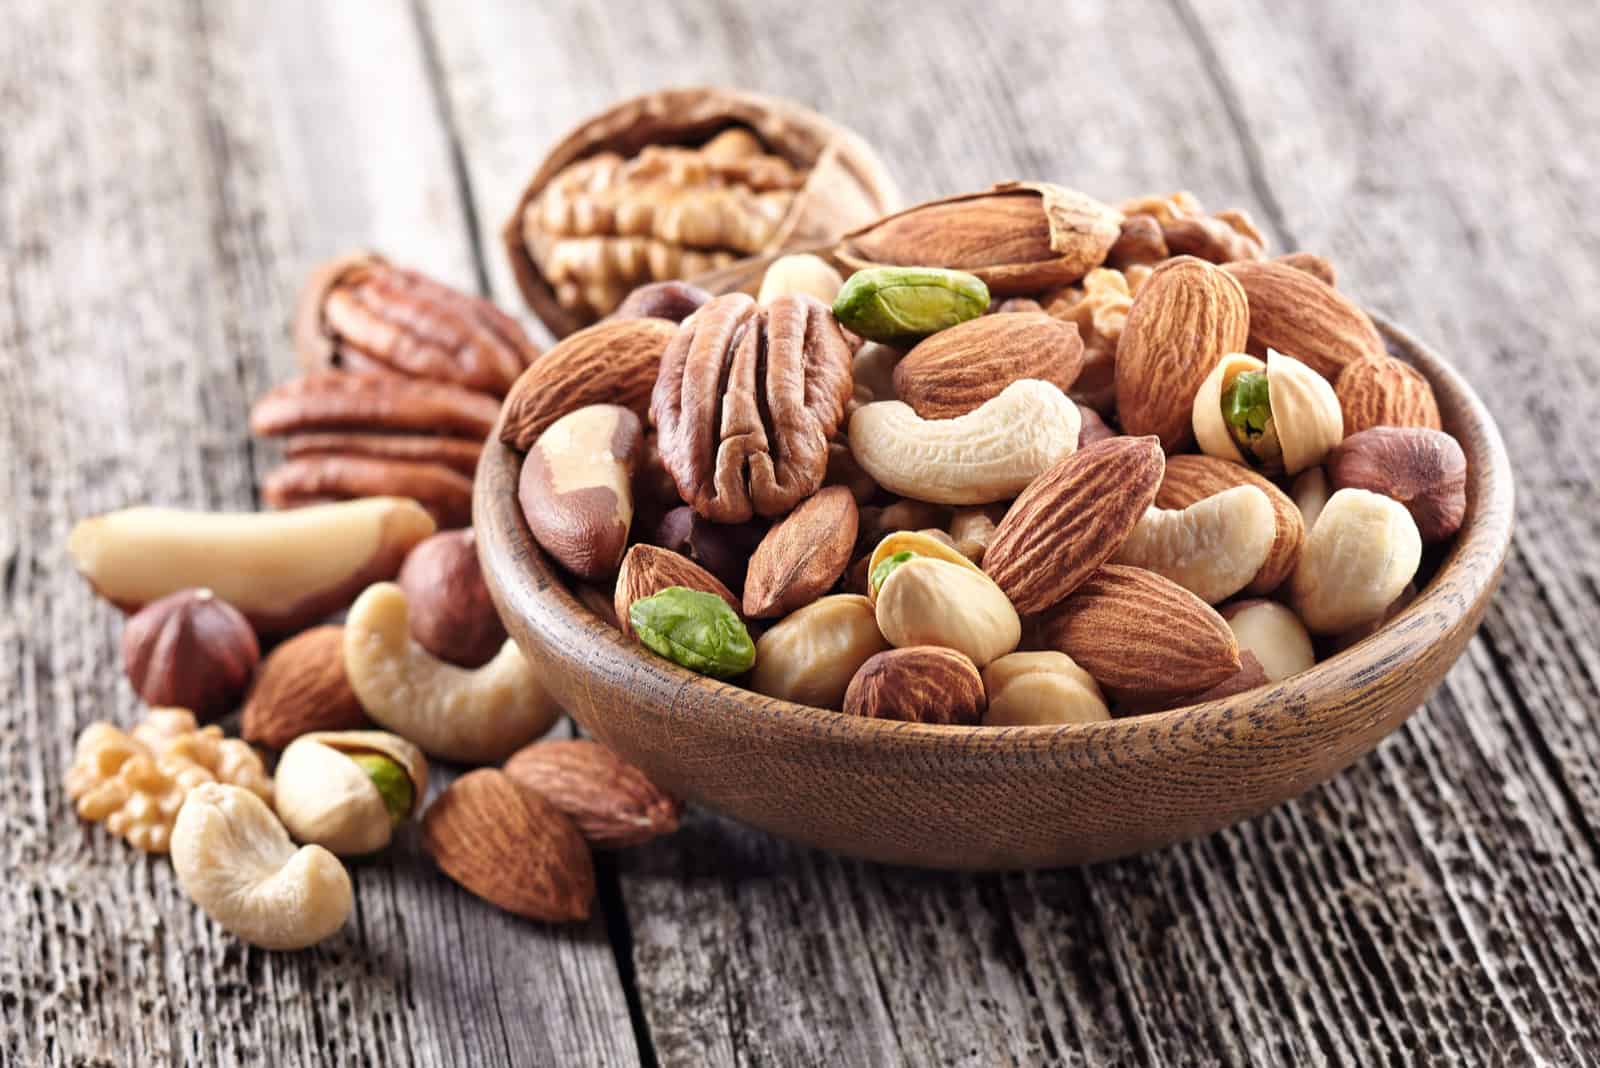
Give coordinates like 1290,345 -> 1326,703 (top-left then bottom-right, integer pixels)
1222,371 -> 1273,449
628,587 -> 756,678
349,753 -> 413,827
831,266 -> 989,342
869,551 -> 918,596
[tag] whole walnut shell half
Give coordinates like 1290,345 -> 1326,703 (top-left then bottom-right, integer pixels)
121,589 -> 260,721
502,87 -> 900,338
651,292 -> 854,523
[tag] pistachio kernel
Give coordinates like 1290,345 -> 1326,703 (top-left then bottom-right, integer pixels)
628,586 -> 756,679
869,551 -> 918,596
831,266 -> 989,342
349,753 -> 414,827
1221,370 -> 1282,465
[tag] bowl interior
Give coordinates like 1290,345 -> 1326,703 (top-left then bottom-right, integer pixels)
474,315 -> 1514,870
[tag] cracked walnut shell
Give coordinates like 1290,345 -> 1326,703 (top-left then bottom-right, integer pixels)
504,87 -> 900,337
65,708 -> 273,853
651,292 -> 854,523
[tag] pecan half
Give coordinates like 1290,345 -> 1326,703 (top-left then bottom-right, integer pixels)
263,456 -> 472,528
651,293 -> 853,523
250,372 -> 500,441
295,252 -> 538,396
283,432 -> 482,477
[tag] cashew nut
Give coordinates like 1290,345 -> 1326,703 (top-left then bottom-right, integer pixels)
1220,600 -> 1315,682
171,783 -> 352,950
982,651 -> 1109,726
343,583 -> 561,763
749,595 -> 890,709
67,498 -> 436,636
875,556 -> 1020,667
847,379 -> 1080,505
1290,488 -> 1423,635
1111,485 -> 1276,604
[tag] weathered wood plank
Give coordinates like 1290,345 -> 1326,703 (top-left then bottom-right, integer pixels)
428,1 -> 1600,1065
0,2 -> 638,1065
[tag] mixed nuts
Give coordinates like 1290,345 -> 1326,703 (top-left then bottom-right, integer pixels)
59,90 -> 1472,953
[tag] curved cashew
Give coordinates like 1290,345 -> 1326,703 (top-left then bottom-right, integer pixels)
847,379 -> 1080,505
171,783 -> 352,950
1221,599 -> 1315,682
982,651 -> 1109,726
344,583 -> 561,763
1111,485 -> 1276,604
1291,488 -> 1422,635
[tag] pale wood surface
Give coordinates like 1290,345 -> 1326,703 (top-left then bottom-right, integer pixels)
2,1 -> 1596,1065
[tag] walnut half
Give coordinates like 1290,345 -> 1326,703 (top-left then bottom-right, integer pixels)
651,293 -> 853,524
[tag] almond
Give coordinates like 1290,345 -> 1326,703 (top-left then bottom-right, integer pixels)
239,626 -> 371,749
500,317 -> 677,450
503,739 -> 682,848
1224,260 -> 1384,380
982,436 -> 1165,615
1273,252 -> 1336,287
1039,565 -> 1240,699
742,487 -> 859,618
835,182 -> 1122,295
1115,257 -> 1250,449
1334,357 -> 1442,434
421,768 -> 595,923
613,544 -> 740,640
891,313 -> 1085,419
1156,454 -> 1304,594
842,646 -> 986,724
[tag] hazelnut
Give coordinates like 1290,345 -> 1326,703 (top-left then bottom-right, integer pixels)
653,506 -> 768,596
1326,426 -> 1467,543
121,588 -> 259,721
608,280 -> 711,324
397,529 -> 507,668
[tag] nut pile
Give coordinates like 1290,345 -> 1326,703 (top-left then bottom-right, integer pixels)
58,92 -> 1469,954
502,180 -> 1467,728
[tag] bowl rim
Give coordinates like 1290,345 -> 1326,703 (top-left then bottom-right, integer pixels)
475,314 -> 1514,753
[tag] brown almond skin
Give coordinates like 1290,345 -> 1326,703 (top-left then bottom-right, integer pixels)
240,626 -> 371,749
519,405 -> 643,580
1039,565 -> 1240,699
892,313 -> 1085,420
397,529 -> 507,668
1116,257 -> 1250,450
1117,651 -> 1270,716
1335,357 -> 1443,434
983,437 -> 1165,615
1327,427 -> 1467,543
613,544 -> 741,640
422,769 -> 595,923
1075,404 -> 1116,448
503,739 -> 682,848
1224,260 -> 1384,380
843,646 -> 985,725
122,589 -> 259,722
1156,454 -> 1305,595
1274,251 -> 1337,287
742,487 -> 859,618
500,318 -> 677,451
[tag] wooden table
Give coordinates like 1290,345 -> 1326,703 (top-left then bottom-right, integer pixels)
4,2 -> 1597,1064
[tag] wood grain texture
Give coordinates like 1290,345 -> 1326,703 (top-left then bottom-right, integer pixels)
4,0 -> 1599,1066
0,2 -> 638,1065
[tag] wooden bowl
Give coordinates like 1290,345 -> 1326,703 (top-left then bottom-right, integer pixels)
475,318 -> 1513,871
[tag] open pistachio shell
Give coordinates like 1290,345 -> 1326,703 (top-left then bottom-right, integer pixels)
275,731 -> 428,856
1192,353 -> 1265,465
866,529 -> 985,604
874,556 -> 1021,667
1266,350 -> 1345,475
